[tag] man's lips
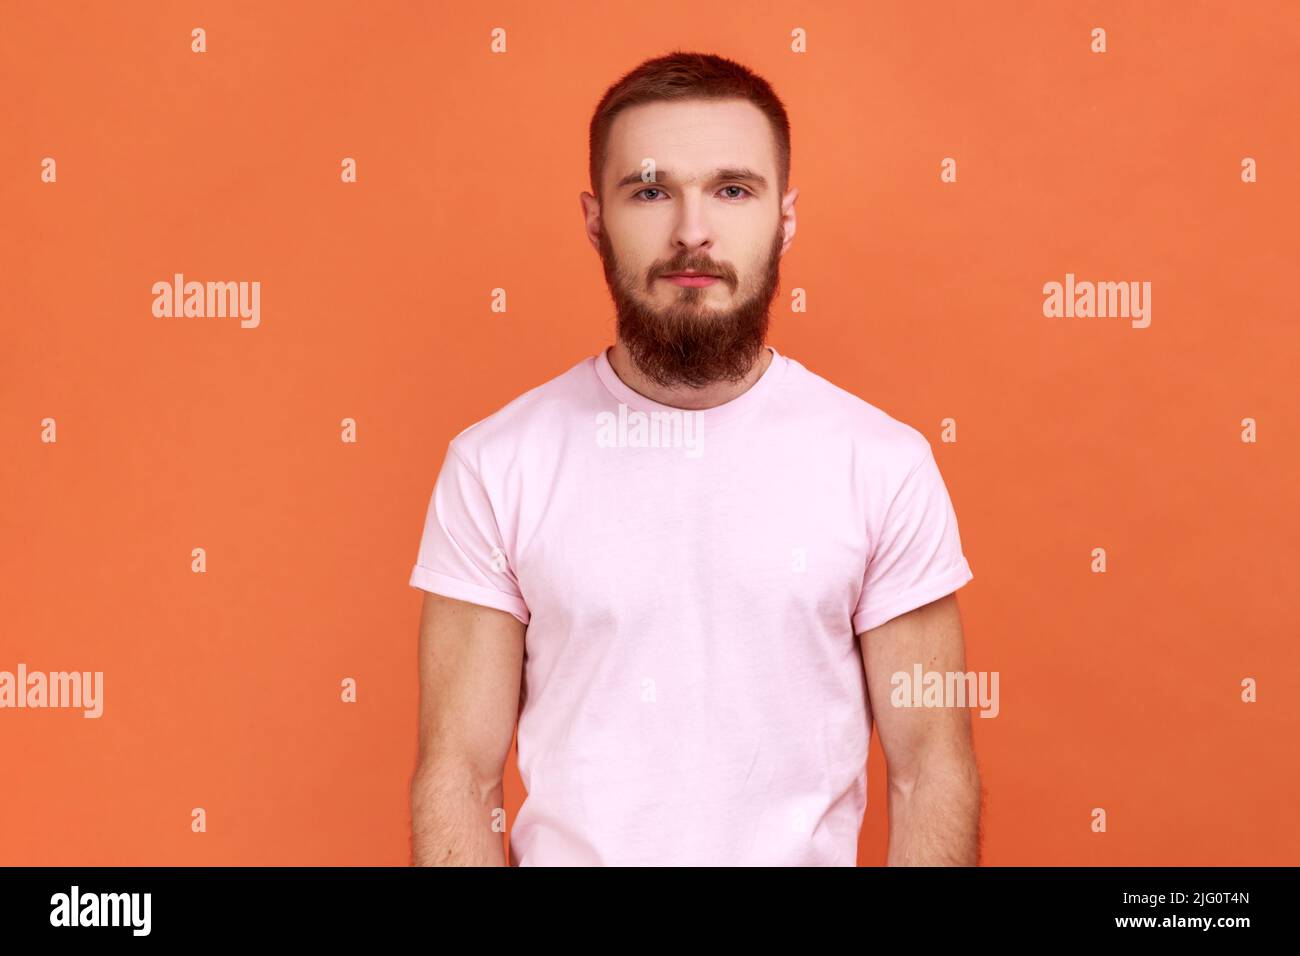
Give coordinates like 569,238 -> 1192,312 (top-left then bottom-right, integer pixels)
660,272 -> 721,287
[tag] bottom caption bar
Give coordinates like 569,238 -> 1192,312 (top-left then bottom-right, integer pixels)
0,865 -> 1287,941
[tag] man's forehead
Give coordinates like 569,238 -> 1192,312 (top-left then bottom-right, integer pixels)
606,99 -> 776,182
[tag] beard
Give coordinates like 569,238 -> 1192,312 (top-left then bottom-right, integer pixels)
597,221 -> 784,389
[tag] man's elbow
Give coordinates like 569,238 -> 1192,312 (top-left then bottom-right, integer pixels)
411,754 -> 503,812
887,741 -> 981,801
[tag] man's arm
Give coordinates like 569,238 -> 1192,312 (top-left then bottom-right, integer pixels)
859,592 -> 982,865
410,591 -> 526,866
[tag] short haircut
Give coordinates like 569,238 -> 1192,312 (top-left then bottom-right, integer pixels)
588,51 -> 792,201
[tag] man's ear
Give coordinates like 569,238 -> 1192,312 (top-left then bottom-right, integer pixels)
579,191 -> 603,252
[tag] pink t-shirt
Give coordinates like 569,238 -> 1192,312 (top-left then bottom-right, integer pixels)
409,344 -> 974,866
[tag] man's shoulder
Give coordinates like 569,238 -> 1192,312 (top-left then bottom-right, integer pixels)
445,354 -> 596,470
784,354 -> 931,466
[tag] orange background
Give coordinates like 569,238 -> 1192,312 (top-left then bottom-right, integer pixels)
2,0 -> 1297,866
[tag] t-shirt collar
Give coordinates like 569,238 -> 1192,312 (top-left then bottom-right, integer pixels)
593,343 -> 788,428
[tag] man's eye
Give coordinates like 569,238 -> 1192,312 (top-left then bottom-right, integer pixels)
633,185 -> 752,202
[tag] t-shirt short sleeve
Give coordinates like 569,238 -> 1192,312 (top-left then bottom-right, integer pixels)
852,444 -> 974,635
408,442 -> 531,627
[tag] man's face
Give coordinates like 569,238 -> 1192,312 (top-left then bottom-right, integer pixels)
589,98 -> 792,389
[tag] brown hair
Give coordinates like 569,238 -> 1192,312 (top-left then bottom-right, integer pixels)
588,51 -> 791,202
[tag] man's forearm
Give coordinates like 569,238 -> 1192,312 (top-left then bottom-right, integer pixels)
885,751 -> 982,866
410,761 -> 508,866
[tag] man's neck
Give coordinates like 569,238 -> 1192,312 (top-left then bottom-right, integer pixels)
605,340 -> 773,411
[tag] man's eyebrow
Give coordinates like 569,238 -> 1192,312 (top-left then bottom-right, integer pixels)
613,167 -> 770,190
